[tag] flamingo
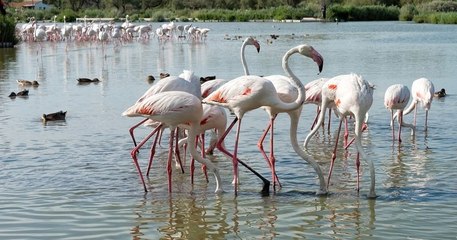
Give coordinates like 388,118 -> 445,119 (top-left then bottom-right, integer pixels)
122,91 -> 223,193
203,44 -> 324,194
384,84 -> 414,142
256,47 -> 326,192
304,73 -> 376,198
201,36 -> 260,98
395,78 -> 435,132
128,70 -> 202,147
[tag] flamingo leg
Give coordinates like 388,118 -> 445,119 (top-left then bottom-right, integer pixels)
131,125 -> 163,192
231,119 -> 243,195
217,117 -> 270,195
356,152 -> 361,192
146,126 -> 161,176
200,134 -> 209,183
398,111 -> 403,143
327,108 -> 332,132
391,110 -> 396,142
344,122 -> 368,150
257,116 -> 281,188
328,118 -> 343,188
343,117 -> 349,147
269,116 -> 280,190
310,107 -> 321,130
167,128 -> 175,193
174,128 -> 185,174
425,109 -> 429,132
129,118 -> 148,147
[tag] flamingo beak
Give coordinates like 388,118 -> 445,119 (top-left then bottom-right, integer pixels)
255,40 -> 261,53
311,49 -> 324,74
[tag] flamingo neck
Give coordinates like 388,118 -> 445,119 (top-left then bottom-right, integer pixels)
240,39 -> 250,76
282,47 -> 306,107
288,109 -> 327,194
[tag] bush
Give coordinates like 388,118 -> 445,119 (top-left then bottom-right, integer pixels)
399,3 -> 418,21
419,0 -> 457,12
328,4 -> 399,21
0,15 -> 19,47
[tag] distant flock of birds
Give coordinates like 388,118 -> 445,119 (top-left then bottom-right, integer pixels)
18,15 -> 212,45
118,36 -> 447,198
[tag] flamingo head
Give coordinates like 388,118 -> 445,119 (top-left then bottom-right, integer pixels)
246,36 -> 260,53
298,44 -> 324,74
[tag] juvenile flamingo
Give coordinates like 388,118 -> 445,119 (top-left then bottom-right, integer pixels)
122,91 -> 223,193
384,84 -> 414,142
203,44 -> 325,195
304,73 -> 376,198
395,78 -> 435,131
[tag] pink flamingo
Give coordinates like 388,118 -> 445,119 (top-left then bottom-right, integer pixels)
128,70 -> 202,147
122,91 -> 223,193
304,73 -> 376,198
396,78 -> 435,132
201,36 -> 260,98
260,67 -> 326,191
384,84 -> 415,142
204,44 -> 324,195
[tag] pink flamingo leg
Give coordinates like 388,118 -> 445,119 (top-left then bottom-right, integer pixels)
167,128 -> 176,193
344,122 -> 368,150
269,116 -> 279,190
217,117 -> 270,195
129,118 -> 148,147
200,133 -> 208,182
131,125 -> 163,192
390,110 -> 396,142
174,128 -> 185,174
425,109 -> 429,132
146,126 -> 161,176
356,152 -> 360,192
398,112 -> 403,143
327,108 -> 332,132
343,117 -> 349,147
328,119 -> 343,187
310,107 -> 321,130
257,116 -> 281,188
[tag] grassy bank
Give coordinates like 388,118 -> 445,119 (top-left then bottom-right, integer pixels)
5,1 -> 457,24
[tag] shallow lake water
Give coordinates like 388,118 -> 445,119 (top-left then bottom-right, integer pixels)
1,21 -> 457,239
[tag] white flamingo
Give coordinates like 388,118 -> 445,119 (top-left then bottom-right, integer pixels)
384,84 -> 414,142
303,73 -> 376,198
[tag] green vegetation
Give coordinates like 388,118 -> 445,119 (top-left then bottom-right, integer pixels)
2,0 -> 457,24
0,15 -> 19,47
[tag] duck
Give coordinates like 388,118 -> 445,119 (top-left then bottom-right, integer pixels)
200,75 -> 216,84
146,75 -> 155,83
77,78 -> 100,84
159,72 -> 170,79
42,111 -> 67,122
434,88 -> 446,98
9,89 -> 29,98
17,80 -> 39,87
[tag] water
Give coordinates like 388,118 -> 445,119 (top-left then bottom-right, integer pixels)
1,21 -> 457,239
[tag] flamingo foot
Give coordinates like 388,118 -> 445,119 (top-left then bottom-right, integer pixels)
367,191 -> 378,199
316,189 -> 328,196
260,180 -> 270,197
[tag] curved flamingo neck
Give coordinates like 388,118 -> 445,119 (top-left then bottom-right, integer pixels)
240,39 -> 250,75
288,110 -> 327,194
282,47 -> 306,107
